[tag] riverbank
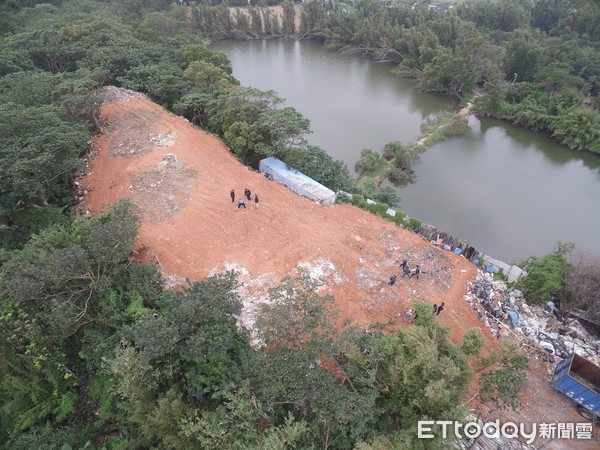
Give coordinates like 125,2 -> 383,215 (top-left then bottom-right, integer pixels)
356,112 -> 470,190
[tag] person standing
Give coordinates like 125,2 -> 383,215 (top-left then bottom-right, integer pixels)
433,304 -> 437,314
388,274 -> 397,286
230,189 -> 235,203
400,259 -> 408,270
245,188 -> 252,201
237,198 -> 246,209
436,302 -> 445,316
254,193 -> 259,209
402,264 -> 411,278
411,265 -> 421,280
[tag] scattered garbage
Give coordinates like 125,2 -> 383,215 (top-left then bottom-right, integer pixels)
464,271 -> 600,367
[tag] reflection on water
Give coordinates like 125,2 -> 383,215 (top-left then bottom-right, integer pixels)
212,39 -> 600,262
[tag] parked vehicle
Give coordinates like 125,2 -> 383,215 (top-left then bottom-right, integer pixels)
553,353 -> 600,420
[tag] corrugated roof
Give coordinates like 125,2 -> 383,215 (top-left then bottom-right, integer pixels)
260,157 -> 335,201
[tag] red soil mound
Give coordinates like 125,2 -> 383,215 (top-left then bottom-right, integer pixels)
82,87 -> 482,340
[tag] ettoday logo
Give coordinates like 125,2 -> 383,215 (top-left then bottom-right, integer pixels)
418,420 -> 593,444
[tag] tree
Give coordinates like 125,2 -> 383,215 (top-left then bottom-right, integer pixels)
183,59 -> 231,92
355,149 -> 384,176
468,340 -> 529,449
1,201 -> 140,339
504,30 -> 546,83
174,43 -> 233,73
255,106 -> 311,158
284,146 -> 356,193
105,272 -> 251,448
518,246 -> 570,305
371,301 -> 482,449
0,103 -> 89,217
180,383 -> 308,449
121,62 -> 191,108
281,0 -> 296,36
250,275 -> 379,448
383,141 -> 420,188
563,250 -> 600,315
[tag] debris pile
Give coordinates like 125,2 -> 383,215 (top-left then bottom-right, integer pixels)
465,271 -> 600,367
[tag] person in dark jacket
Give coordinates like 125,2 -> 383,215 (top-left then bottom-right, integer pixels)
230,189 -> 235,203
436,302 -> 445,315
254,193 -> 259,208
388,274 -> 397,286
402,264 -> 411,277
411,265 -> 421,280
245,188 -> 252,201
433,304 -> 438,314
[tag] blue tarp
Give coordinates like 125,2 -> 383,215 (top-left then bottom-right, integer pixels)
506,310 -> 519,328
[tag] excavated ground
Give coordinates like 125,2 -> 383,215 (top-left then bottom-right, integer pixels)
80,87 -> 597,449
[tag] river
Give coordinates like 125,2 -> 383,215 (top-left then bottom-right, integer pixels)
212,39 -> 600,263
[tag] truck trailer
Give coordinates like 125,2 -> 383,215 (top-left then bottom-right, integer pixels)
552,353 -> 600,420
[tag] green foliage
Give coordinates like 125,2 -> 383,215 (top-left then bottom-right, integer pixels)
518,250 -> 568,304
461,328 -> 485,357
458,0 -> 530,32
254,106 -> 311,158
0,205 -> 69,250
174,43 -> 233,73
0,103 -> 89,217
181,383 -> 308,449
1,201 -> 139,339
283,146 -> 356,193
250,275 -> 379,448
382,141 -> 420,188
5,423 -> 93,450
373,300 -> 477,448
351,194 -> 368,208
366,201 -> 390,217
183,59 -> 231,92
372,186 -> 400,207
121,62 -> 191,108
420,113 -> 470,147
391,210 -> 406,226
408,217 -> 422,232
355,148 -> 384,176
476,339 -> 529,412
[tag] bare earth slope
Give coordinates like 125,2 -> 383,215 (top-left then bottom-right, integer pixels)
81,88 -> 597,449
83,88 -> 480,336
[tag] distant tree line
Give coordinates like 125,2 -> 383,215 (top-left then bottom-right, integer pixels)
197,0 -> 600,153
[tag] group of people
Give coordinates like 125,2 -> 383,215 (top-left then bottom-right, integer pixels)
432,302 -> 445,316
231,188 -> 259,210
405,302 -> 445,323
388,260 -> 422,286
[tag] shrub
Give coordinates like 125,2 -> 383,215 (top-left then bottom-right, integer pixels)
408,217 -> 422,232
351,194 -> 367,208
392,211 -> 406,225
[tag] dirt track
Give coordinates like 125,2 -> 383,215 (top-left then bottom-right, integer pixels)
81,88 -> 597,449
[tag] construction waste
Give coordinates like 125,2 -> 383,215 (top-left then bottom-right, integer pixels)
464,271 -> 600,369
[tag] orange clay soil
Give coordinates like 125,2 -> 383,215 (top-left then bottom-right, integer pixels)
80,88 -> 597,449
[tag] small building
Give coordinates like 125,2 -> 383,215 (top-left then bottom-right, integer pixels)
259,157 -> 337,205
